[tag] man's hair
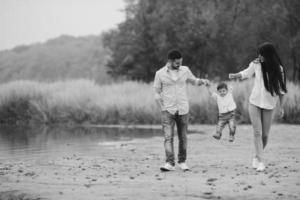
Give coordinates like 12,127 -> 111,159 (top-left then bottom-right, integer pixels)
167,50 -> 182,60
217,82 -> 228,91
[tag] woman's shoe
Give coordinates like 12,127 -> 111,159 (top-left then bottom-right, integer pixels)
252,158 -> 259,169
256,162 -> 266,172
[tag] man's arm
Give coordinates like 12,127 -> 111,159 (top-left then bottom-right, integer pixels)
186,67 -> 209,86
153,72 -> 164,111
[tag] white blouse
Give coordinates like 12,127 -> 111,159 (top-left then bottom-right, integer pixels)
239,61 -> 284,110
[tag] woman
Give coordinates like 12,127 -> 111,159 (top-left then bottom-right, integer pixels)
229,42 -> 287,172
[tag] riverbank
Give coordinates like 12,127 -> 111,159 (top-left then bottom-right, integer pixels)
0,124 -> 299,200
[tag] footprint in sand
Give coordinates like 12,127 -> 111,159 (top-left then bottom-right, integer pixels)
242,185 -> 253,190
207,178 -> 217,182
206,178 -> 217,186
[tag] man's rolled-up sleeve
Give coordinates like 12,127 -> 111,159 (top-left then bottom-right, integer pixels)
186,67 -> 201,85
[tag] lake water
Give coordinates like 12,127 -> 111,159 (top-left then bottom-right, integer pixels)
0,126 -> 161,161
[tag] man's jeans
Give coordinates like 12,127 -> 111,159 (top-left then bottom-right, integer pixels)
161,111 -> 188,166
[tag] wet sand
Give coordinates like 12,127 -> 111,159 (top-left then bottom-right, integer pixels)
0,124 -> 300,200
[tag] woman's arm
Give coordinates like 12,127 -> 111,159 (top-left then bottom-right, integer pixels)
229,73 -> 242,80
279,94 -> 285,118
229,62 -> 255,80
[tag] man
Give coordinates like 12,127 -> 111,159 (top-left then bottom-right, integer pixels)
153,49 -> 209,171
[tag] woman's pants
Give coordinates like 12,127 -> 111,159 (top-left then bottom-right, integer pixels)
248,104 -> 275,162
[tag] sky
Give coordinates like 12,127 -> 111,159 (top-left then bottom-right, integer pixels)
0,0 -> 126,50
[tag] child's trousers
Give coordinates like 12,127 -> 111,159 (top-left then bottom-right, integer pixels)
216,110 -> 236,136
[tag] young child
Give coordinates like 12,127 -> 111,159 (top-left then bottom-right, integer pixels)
206,82 -> 237,142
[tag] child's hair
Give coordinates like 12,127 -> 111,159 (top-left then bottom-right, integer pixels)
217,82 -> 228,91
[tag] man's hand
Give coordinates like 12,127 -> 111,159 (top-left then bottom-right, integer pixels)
200,79 -> 210,86
204,80 -> 210,86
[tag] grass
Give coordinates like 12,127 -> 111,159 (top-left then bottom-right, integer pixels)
0,79 -> 299,125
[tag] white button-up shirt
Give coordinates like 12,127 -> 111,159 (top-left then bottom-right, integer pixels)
240,61 -> 283,109
153,65 -> 200,115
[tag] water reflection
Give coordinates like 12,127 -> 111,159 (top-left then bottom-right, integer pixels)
0,125 -> 161,160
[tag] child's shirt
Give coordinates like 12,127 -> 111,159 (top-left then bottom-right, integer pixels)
212,92 -> 236,114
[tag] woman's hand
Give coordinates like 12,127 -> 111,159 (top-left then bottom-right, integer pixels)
229,73 -> 242,80
279,107 -> 284,118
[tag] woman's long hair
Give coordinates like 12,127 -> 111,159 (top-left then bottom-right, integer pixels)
258,42 -> 287,96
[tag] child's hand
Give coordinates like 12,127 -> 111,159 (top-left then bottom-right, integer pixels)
202,79 -> 210,86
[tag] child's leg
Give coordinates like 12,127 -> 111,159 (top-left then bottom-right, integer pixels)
228,114 -> 236,142
213,116 -> 227,139
228,111 -> 236,136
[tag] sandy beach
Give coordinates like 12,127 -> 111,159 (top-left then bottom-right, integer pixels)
0,124 -> 300,200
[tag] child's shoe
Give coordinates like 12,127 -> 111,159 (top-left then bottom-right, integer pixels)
229,135 -> 235,142
213,132 -> 221,140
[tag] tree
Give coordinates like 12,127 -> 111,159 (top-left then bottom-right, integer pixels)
103,0 -> 300,82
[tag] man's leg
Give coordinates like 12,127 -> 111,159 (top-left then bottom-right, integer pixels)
162,111 -> 176,166
176,113 -> 188,164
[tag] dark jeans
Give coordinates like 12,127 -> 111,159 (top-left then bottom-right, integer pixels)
161,111 -> 188,166
216,110 -> 236,136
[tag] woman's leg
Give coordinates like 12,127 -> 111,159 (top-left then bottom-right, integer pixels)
261,109 -> 275,149
248,104 -> 263,162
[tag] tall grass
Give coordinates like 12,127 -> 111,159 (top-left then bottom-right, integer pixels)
0,79 -> 299,125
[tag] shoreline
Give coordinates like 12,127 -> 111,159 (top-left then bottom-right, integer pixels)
0,124 -> 300,200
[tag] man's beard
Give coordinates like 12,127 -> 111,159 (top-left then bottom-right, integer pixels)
171,65 -> 180,70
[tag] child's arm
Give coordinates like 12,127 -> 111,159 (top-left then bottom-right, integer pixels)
205,83 -> 218,101
227,81 -> 234,93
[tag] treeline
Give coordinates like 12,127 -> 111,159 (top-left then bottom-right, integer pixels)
0,35 -> 112,84
103,0 -> 300,82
